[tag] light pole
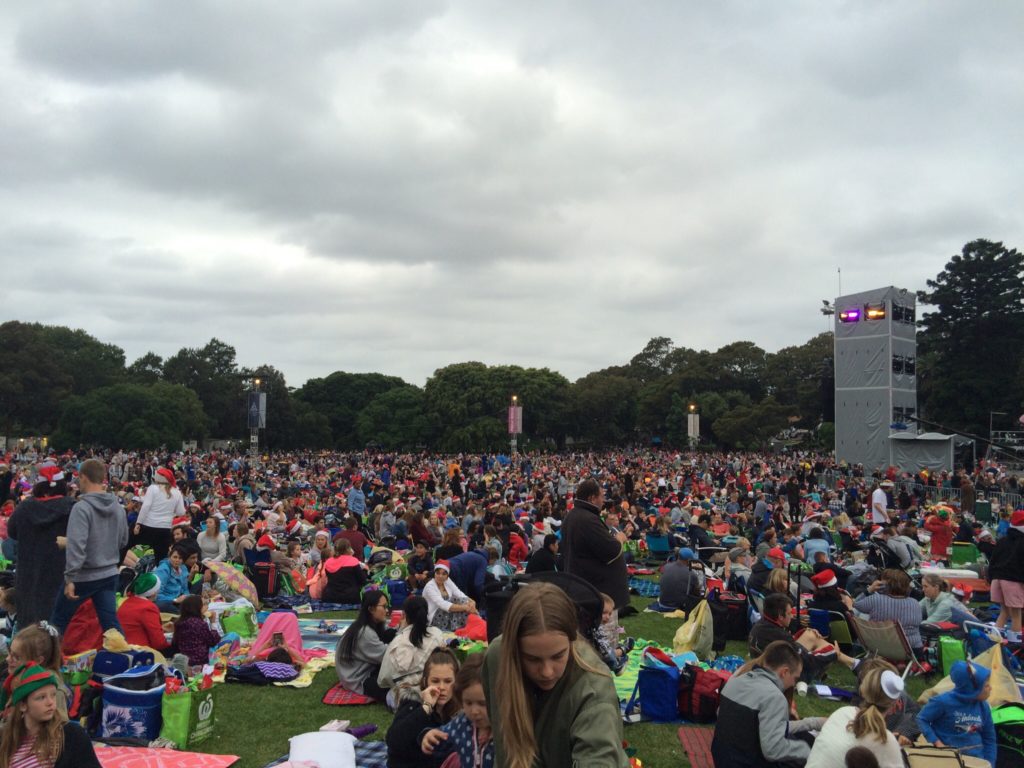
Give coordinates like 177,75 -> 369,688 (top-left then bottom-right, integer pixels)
250,378 -> 261,456
687,403 -> 699,449
509,395 -> 519,457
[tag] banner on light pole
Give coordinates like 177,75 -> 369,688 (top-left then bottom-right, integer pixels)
508,406 -> 523,435
248,393 -> 267,429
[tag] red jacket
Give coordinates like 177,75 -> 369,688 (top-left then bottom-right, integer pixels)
507,532 -> 529,567
118,595 -> 169,651
924,515 -> 954,557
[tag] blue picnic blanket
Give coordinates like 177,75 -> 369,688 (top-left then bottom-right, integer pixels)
629,576 -> 660,598
265,739 -> 387,768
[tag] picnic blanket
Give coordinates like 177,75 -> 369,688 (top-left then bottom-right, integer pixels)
276,656 -> 333,688
96,746 -> 238,767
322,683 -> 375,706
261,595 -> 360,611
629,576 -> 661,598
614,640 -> 662,704
264,740 -> 387,768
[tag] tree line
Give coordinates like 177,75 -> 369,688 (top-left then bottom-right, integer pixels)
1,239 -> 1020,452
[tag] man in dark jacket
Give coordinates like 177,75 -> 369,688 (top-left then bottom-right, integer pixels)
712,640 -> 824,767
562,479 -> 630,610
525,534 -> 560,574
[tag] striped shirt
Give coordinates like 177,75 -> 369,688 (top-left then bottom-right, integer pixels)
11,735 -> 50,768
853,591 -> 923,649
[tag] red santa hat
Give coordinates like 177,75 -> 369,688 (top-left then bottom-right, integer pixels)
811,570 -> 837,589
256,534 -> 276,550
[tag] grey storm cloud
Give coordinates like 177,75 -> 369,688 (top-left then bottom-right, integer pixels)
1,1 -> 1022,387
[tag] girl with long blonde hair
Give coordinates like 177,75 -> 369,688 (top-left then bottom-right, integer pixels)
805,661 -> 904,767
0,664 -> 100,768
484,582 -> 628,768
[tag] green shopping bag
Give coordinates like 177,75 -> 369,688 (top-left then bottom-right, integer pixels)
938,635 -> 966,675
159,687 -> 216,749
220,605 -> 257,638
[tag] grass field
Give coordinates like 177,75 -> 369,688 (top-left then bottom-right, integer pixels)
203,596 -> 935,768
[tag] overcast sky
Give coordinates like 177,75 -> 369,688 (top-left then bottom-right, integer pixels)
2,1 -> 1022,388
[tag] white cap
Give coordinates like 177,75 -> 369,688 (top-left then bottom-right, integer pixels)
880,669 -> 904,700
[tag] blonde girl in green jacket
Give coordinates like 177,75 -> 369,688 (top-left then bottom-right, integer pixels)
482,582 -> 629,768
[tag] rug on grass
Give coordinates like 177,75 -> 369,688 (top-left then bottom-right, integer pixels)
613,640 -> 661,705
276,656 -> 333,688
264,739 -> 387,768
628,577 -> 660,598
322,683 -> 376,706
677,725 -> 715,768
96,746 -> 238,768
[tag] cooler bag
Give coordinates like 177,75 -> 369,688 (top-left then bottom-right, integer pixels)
636,647 -> 680,723
677,664 -> 730,723
100,665 -> 166,740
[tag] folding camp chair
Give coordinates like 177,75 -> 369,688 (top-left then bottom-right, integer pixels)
848,614 -> 926,679
808,608 -> 832,638
828,611 -> 856,654
645,533 -> 672,562
950,542 -> 980,567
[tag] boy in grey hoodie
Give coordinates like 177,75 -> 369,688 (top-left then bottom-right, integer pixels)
50,458 -> 130,635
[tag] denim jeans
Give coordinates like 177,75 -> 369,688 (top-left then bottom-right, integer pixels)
50,574 -> 123,635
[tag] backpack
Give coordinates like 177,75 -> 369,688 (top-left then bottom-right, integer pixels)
707,590 -> 748,651
677,664 -> 730,723
994,702 -> 1024,768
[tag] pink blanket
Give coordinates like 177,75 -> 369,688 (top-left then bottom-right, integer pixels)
96,746 -> 238,767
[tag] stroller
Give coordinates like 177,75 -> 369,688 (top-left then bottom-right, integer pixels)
483,572 -> 605,652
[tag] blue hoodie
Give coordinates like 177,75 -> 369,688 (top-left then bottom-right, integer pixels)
917,661 -> 996,766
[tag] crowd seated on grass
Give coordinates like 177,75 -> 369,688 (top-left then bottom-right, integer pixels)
0,445 -> 1021,766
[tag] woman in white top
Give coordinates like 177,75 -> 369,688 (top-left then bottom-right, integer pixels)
197,515 -> 227,562
134,467 -> 184,559
805,663 -> 905,768
422,560 -> 478,632
377,595 -> 446,706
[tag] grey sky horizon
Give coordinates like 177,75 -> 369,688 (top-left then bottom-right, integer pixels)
2,1 -> 1021,388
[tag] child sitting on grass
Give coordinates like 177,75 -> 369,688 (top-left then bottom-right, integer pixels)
420,653 -> 494,767
171,596 -> 220,669
596,592 -> 635,673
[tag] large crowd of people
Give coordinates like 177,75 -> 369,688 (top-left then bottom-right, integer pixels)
0,445 -> 1021,766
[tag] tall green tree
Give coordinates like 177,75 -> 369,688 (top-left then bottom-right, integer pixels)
164,338 -> 244,438
126,352 -> 164,385
712,396 -> 791,450
764,332 -> 833,425
295,371 -> 407,449
53,382 -> 207,450
917,239 -> 1024,436
356,385 -> 435,449
571,372 -> 640,445
0,321 -> 125,434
